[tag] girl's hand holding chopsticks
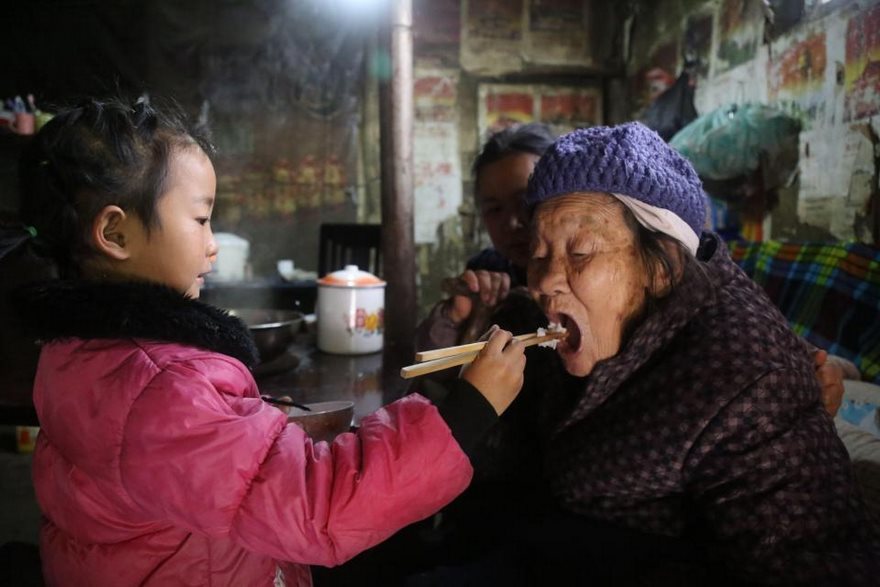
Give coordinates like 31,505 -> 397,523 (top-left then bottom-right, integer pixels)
401,327 -> 566,380
401,325 -> 567,415
459,326 -> 526,416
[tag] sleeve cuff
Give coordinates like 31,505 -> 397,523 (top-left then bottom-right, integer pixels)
426,378 -> 498,458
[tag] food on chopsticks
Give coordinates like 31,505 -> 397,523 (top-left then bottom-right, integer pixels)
536,321 -> 565,349
401,327 -> 568,379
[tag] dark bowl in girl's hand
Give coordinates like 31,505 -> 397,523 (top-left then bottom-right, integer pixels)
287,400 -> 355,443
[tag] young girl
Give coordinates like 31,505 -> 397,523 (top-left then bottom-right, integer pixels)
13,96 -> 526,586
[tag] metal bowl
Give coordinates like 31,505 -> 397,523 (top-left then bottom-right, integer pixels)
228,309 -> 304,363
287,400 -> 355,442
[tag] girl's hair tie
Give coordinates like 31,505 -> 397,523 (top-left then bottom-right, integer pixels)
0,225 -> 39,263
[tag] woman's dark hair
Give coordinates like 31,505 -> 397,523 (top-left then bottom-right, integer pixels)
18,95 -> 213,277
619,204 -> 700,344
472,123 -> 556,194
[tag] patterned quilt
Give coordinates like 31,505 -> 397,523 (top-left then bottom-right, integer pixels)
728,240 -> 880,383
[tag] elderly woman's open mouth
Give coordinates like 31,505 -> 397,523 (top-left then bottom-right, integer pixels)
549,313 -> 583,354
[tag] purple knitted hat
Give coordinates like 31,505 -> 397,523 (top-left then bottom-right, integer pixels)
525,122 -> 706,237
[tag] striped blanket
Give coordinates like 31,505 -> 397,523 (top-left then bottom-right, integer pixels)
728,240 -> 880,384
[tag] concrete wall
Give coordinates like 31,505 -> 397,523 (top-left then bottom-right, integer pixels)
2,0 -> 376,280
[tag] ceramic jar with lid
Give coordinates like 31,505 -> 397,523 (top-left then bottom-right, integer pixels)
211,233 -> 250,281
316,265 -> 385,354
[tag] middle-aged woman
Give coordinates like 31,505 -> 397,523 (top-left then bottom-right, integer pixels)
508,122 -> 879,584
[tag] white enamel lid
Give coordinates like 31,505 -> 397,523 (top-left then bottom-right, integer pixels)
317,265 -> 386,288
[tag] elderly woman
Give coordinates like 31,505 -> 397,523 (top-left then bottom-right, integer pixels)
314,124 -> 870,586
516,122 -> 879,584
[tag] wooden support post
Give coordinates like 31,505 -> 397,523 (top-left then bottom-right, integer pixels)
379,0 -> 415,394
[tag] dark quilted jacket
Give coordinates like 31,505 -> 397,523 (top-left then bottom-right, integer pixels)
530,234 -> 880,584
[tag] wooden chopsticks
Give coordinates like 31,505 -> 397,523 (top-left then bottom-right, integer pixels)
414,332 -> 544,361
400,329 -> 566,379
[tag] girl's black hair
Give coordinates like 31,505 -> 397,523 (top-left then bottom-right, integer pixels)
17,95 -> 213,278
472,123 -> 556,195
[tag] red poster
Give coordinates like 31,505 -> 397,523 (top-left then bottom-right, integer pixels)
413,0 -> 459,47
483,92 -> 534,133
467,0 -> 523,41
844,4 -> 880,121
540,93 -> 598,127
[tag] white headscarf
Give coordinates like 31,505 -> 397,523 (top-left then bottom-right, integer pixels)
612,193 -> 700,256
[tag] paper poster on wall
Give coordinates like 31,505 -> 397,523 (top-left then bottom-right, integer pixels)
524,0 -> 591,66
414,123 -> 462,243
212,110 -> 360,274
767,31 -> 827,121
716,0 -> 765,74
631,40 -> 679,116
414,68 -> 458,122
214,114 -> 356,223
538,89 -> 602,136
478,86 -> 535,137
413,0 -> 460,53
414,68 -> 462,244
798,126 -> 838,236
845,126 -> 879,243
796,124 -> 874,241
694,49 -> 769,115
798,127 -> 837,202
478,83 -> 602,142
829,126 -> 878,241
460,0 -> 524,75
843,3 -> 880,122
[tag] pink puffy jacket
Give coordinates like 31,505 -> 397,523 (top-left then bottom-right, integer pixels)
32,338 -> 473,586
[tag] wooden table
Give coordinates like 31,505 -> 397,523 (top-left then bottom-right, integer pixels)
246,333 -> 408,425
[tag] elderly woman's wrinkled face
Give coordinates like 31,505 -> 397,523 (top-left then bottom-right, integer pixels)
528,193 -> 651,377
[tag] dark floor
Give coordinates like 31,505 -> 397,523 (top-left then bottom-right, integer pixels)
0,425 -> 42,585
0,426 -> 40,545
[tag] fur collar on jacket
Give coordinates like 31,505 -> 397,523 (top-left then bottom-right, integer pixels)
15,280 -> 259,368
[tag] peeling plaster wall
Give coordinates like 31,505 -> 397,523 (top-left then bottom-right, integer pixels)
361,0 -> 627,316
386,0 -> 625,314
629,0 -> 880,244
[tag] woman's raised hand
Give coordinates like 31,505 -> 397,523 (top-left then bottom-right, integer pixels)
461,326 -> 525,415
445,269 -> 512,325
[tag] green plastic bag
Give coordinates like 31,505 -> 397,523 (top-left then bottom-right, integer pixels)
670,103 -> 801,186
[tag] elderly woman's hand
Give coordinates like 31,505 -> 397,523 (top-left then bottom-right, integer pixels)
461,326 -> 525,415
814,350 -> 844,417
